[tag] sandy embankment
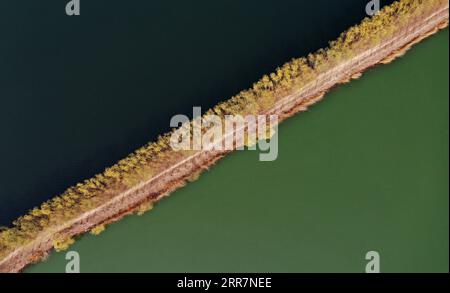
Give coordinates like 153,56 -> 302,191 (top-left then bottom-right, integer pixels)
0,5 -> 448,273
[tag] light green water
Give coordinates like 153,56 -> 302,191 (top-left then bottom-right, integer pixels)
26,29 -> 448,273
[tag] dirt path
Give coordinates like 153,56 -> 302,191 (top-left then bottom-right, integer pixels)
1,5 -> 448,273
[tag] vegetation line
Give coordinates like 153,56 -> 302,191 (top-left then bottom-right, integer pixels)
0,0 -> 448,272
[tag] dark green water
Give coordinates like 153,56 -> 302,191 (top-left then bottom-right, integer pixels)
0,0 -> 395,225
26,29 -> 448,273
